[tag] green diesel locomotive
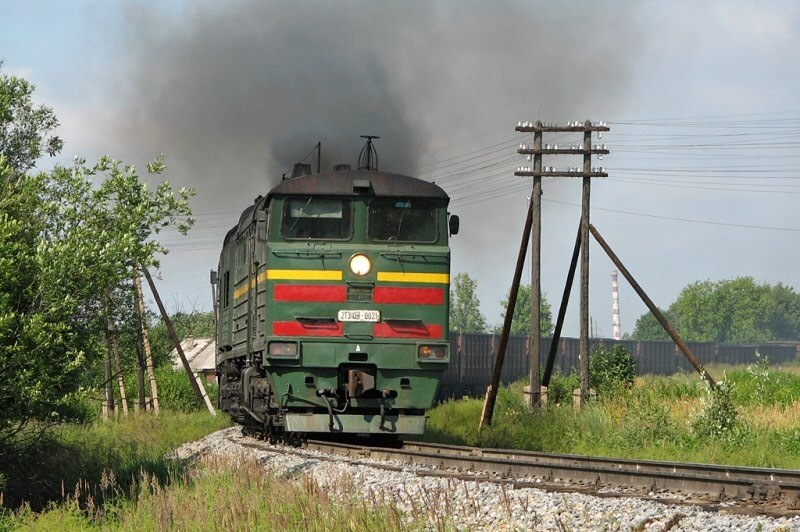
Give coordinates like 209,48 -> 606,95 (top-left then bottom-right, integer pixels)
212,149 -> 458,440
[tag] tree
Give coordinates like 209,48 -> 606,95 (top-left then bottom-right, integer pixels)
0,66 -> 63,179
0,69 -> 194,442
0,156 -> 193,438
670,277 -> 772,343
630,277 -> 800,343
767,283 -> 800,341
449,273 -> 487,333
497,285 -> 554,337
630,308 -> 671,340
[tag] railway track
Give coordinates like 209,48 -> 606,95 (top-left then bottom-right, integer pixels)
297,438 -> 800,517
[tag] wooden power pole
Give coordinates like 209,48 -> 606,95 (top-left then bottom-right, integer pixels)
141,268 -> 216,415
480,200 -> 534,427
514,120 -> 609,407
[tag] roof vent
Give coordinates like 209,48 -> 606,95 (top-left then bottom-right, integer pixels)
290,163 -> 312,178
353,179 -> 372,194
333,163 -> 351,171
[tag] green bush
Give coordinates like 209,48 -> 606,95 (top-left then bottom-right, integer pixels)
691,379 -> 739,440
547,370 -> 579,404
722,353 -> 800,407
589,344 -> 636,394
114,365 -> 218,416
154,366 -> 213,412
423,396 -> 485,446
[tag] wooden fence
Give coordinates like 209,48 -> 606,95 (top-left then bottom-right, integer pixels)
438,334 -> 799,400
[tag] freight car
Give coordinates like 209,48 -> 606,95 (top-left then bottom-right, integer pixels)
211,139 -> 458,441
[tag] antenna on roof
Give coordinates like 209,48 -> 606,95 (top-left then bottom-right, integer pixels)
357,135 -> 380,171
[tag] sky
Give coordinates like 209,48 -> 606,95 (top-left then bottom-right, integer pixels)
3,0 -> 800,337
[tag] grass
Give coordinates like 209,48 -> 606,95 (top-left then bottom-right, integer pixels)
4,361 -> 800,528
423,362 -> 800,469
0,412 -> 431,530
0,410 -> 231,511
6,455 -> 422,531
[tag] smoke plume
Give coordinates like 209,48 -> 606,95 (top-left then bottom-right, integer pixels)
110,1 -> 641,205
101,1 -> 643,317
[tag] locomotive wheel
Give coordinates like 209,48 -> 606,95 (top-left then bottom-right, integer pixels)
268,430 -> 281,444
286,432 -> 305,447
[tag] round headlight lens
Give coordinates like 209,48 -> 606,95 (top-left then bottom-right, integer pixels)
349,254 -> 371,276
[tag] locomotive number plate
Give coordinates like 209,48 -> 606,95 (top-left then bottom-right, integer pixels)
337,310 -> 381,322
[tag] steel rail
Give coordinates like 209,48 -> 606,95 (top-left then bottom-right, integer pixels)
303,439 -> 800,508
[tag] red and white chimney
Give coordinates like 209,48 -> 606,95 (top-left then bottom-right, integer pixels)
611,270 -> 621,340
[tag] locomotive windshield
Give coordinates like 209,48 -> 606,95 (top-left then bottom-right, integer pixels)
368,198 -> 437,243
281,196 -> 352,240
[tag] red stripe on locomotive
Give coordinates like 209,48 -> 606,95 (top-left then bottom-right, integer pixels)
373,322 -> 443,339
274,284 -> 347,302
272,321 -> 343,337
373,287 -> 444,305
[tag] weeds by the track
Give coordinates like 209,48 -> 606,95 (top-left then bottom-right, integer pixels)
4,454 -> 425,531
424,362 -> 800,469
0,410 -> 230,511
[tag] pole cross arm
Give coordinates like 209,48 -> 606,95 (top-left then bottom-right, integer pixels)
516,125 -> 610,133
518,148 -> 609,156
514,171 -> 608,178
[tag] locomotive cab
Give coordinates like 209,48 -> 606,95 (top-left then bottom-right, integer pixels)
215,168 -> 454,437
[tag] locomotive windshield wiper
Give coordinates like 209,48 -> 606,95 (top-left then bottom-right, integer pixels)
287,196 -> 314,233
394,205 -> 407,241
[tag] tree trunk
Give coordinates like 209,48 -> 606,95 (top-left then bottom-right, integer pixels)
134,326 -> 147,411
105,297 -> 129,416
134,275 -> 160,415
103,350 -> 114,420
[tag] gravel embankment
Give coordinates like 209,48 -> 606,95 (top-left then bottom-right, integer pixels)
172,427 -> 800,531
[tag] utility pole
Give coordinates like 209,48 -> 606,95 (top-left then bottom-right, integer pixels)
515,120 -> 609,407
142,268 -> 215,414
480,199 -> 534,427
529,125 -> 543,407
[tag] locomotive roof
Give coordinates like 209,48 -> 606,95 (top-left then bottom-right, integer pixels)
222,170 -> 449,245
267,169 -> 449,200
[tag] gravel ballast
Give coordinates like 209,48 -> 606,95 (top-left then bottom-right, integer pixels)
173,427 -> 800,531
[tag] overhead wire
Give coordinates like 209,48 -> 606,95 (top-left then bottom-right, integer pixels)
161,111 -> 800,253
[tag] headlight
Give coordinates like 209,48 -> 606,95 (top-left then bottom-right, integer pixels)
349,253 -> 371,276
268,342 -> 298,357
418,345 -> 448,360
